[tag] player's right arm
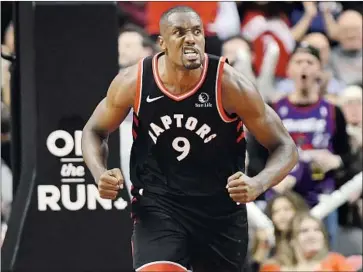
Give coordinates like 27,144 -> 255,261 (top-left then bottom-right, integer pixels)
81,64 -> 138,198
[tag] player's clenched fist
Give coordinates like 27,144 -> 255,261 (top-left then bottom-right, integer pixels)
227,171 -> 264,203
97,168 -> 124,200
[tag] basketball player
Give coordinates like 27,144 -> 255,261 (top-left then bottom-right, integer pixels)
82,6 -> 298,272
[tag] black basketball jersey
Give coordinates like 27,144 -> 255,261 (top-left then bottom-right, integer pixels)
130,52 -> 246,197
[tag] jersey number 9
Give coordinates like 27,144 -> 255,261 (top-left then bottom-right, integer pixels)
172,137 -> 191,161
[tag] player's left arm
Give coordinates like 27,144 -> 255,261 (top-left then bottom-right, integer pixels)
221,63 -> 298,201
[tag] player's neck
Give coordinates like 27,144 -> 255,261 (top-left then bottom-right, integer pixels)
289,89 -> 319,104
159,55 -> 203,94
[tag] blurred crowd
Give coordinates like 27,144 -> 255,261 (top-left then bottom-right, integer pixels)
1,1 -> 362,271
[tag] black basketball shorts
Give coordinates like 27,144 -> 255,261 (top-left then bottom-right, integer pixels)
131,189 -> 248,272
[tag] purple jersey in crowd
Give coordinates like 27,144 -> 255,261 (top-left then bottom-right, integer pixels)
267,97 -> 337,207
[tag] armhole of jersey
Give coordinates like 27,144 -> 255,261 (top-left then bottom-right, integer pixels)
133,58 -> 144,116
215,56 -> 238,123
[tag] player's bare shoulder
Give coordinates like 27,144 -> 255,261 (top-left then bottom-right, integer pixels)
221,62 -> 257,97
107,62 -> 140,109
220,62 -> 264,118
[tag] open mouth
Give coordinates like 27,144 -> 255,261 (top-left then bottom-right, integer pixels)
183,47 -> 198,60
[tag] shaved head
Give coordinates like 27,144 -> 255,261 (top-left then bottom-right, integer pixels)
159,6 -> 201,35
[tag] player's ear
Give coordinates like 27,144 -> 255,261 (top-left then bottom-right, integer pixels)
157,35 -> 167,52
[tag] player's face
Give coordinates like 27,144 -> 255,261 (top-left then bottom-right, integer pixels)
160,12 -> 205,70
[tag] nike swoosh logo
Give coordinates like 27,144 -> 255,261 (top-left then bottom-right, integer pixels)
146,95 -> 164,103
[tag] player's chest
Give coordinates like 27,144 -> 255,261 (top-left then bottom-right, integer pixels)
142,108 -> 220,145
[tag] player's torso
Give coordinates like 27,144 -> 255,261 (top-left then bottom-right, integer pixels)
130,53 -> 246,196
273,97 -> 335,151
